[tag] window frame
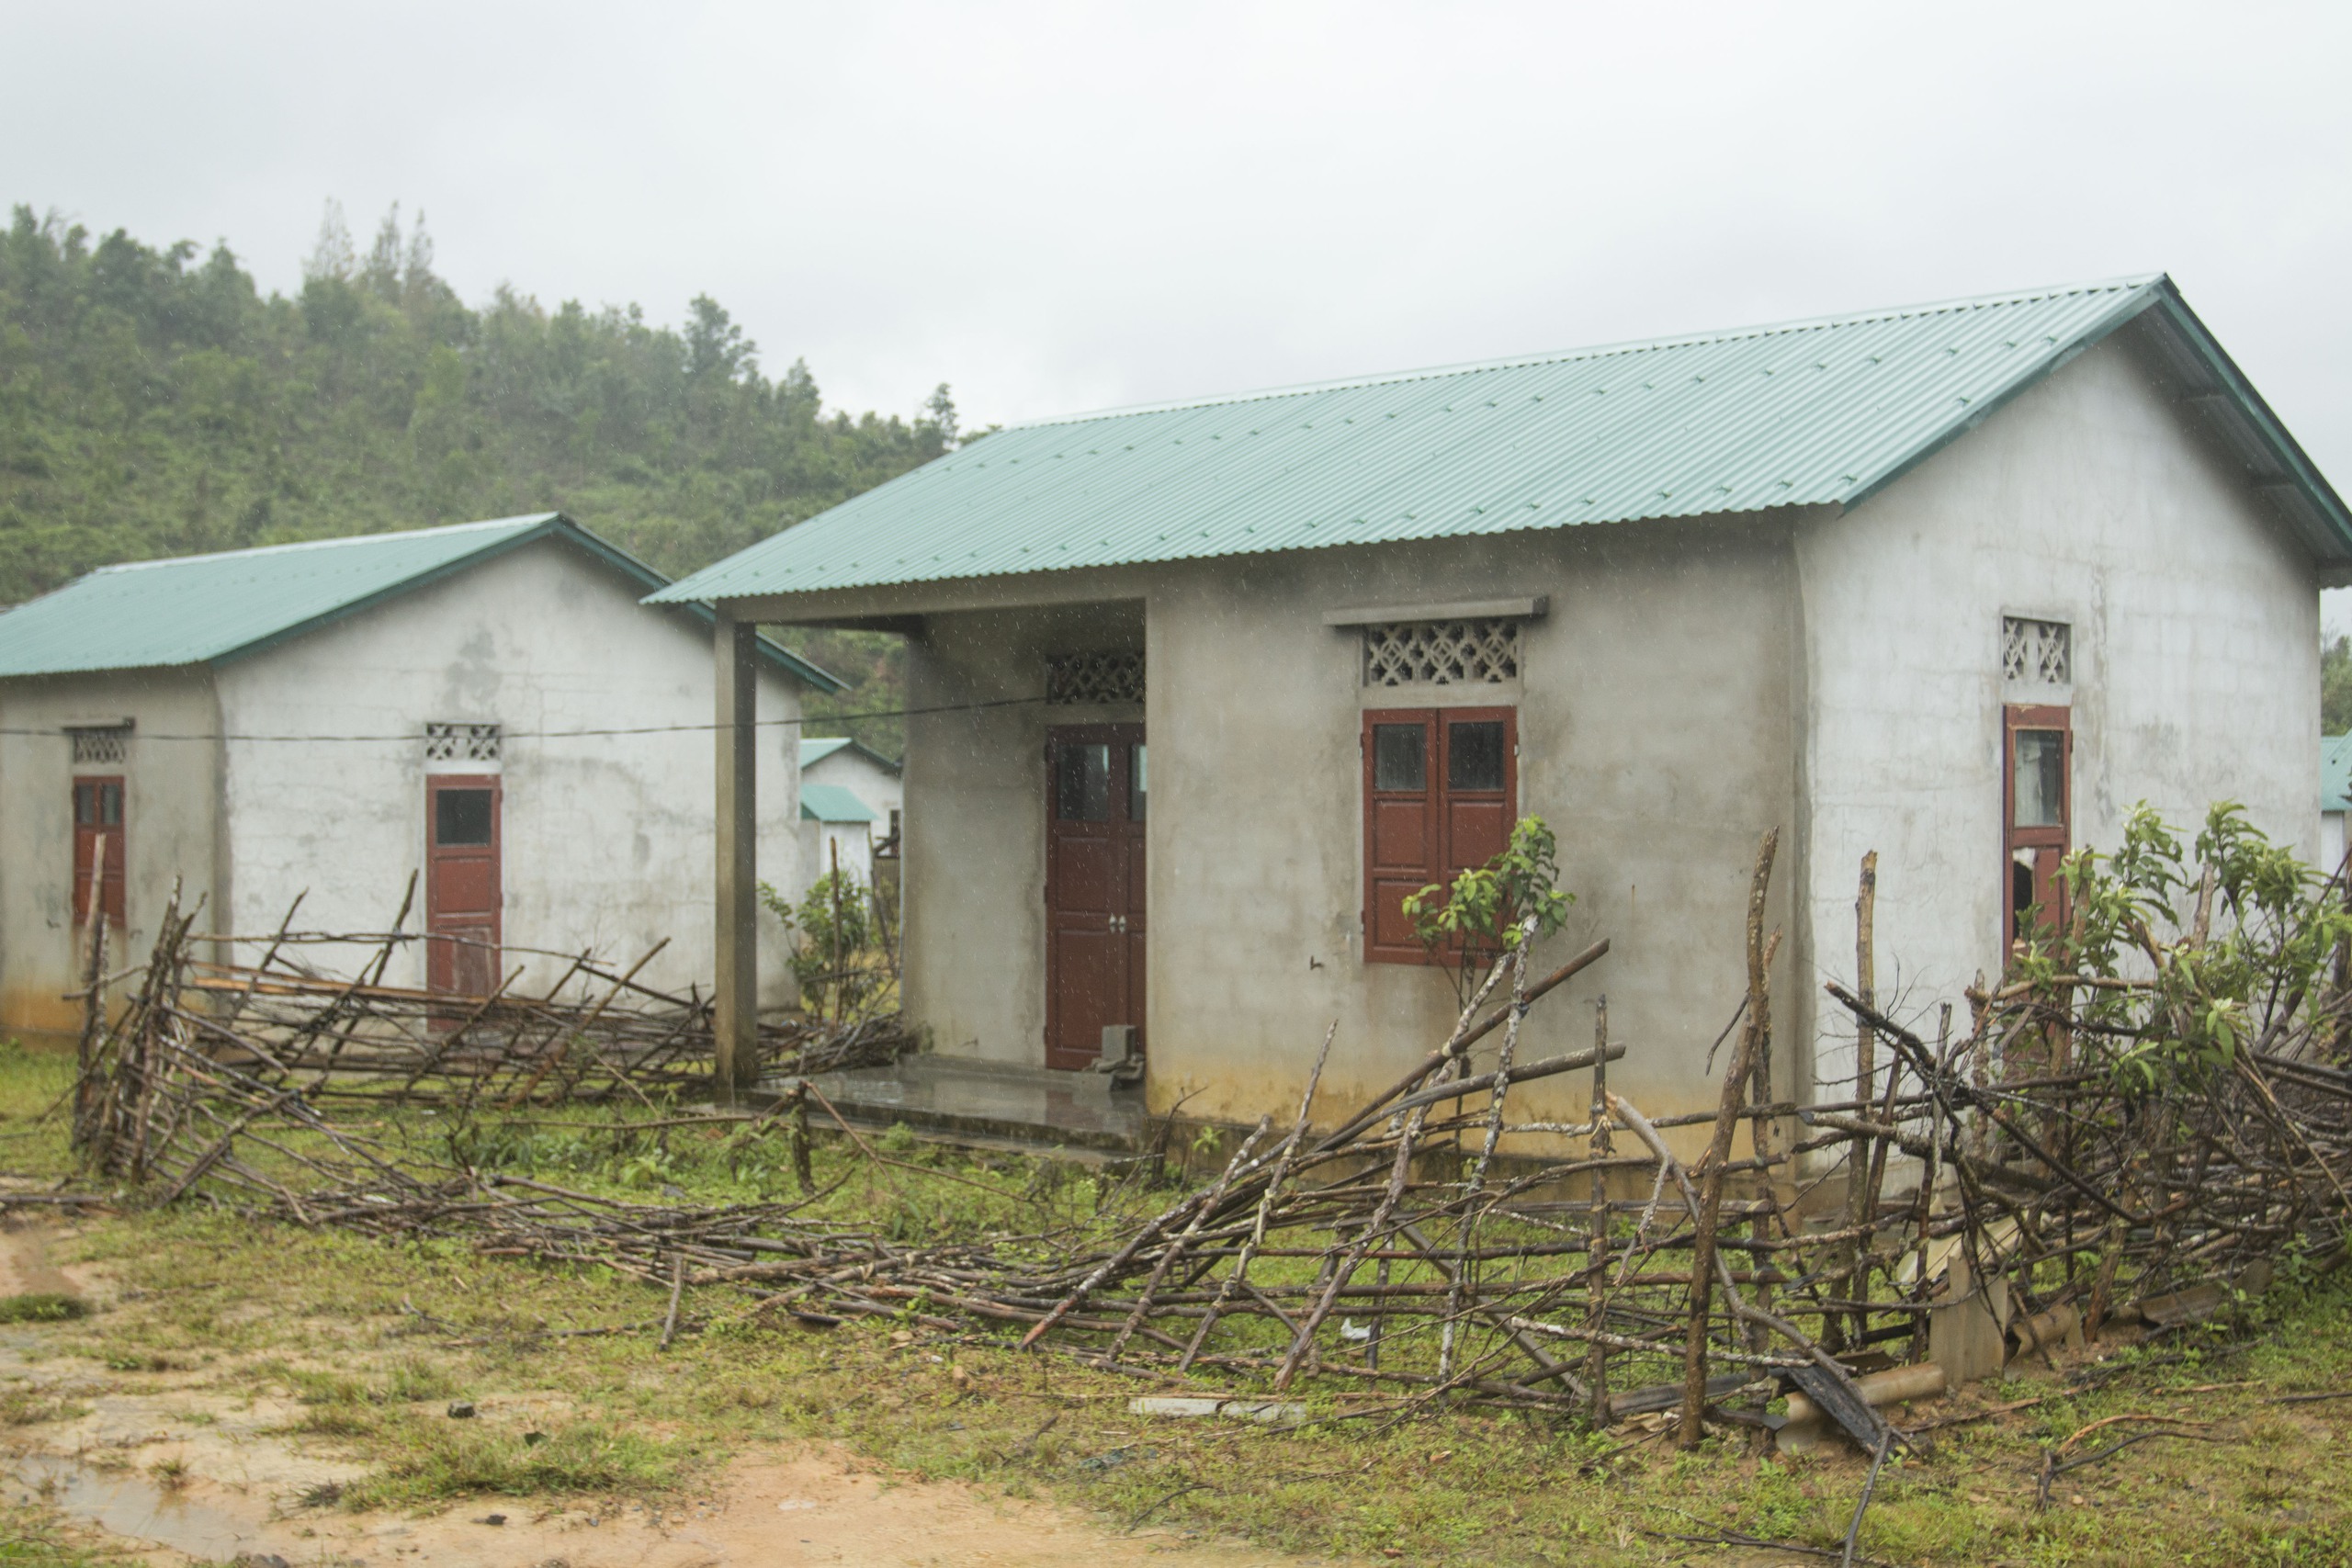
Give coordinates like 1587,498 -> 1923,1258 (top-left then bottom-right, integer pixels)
1362,705 -> 1518,964
2003,703 -> 2071,946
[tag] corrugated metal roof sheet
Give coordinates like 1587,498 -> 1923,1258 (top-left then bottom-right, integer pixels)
800,736 -> 904,773
0,513 -> 843,690
2323,734 -> 2352,815
651,274 -> 2352,604
800,783 -> 878,823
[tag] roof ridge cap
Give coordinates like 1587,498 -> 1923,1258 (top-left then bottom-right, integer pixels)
1003,275 -> 2167,431
92,513 -> 560,574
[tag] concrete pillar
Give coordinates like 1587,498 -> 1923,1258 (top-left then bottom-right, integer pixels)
714,609 -> 758,1100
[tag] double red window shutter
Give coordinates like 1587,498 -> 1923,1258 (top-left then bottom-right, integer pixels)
1363,707 -> 1516,964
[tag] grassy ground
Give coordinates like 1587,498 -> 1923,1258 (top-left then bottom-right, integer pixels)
5,1038 -> 2352,1565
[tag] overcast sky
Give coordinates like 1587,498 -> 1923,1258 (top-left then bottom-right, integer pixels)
9,1 -> 2352,608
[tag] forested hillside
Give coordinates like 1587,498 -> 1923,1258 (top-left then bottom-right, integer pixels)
0,203 -> 921,748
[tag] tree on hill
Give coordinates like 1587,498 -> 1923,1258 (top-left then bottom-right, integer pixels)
0,201 -> 930,751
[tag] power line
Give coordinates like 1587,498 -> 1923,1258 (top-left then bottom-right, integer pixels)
0,694 -> 1048,744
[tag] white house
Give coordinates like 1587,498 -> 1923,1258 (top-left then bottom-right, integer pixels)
0,513 -> 836,1038
2324,734 -> 2352,874
800,738 -> 905,840
796,737 -> 903,897
656,276 -> 2350,1137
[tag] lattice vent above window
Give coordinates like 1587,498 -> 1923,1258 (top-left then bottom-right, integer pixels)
424,722 -> 502,761
1046,651 -> 1145,705
2002,616 -> 2071,685
68,726 -> 129,766
1363,619 -> 1521,687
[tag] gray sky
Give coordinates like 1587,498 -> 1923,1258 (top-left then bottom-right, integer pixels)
9,1 -> 2352,615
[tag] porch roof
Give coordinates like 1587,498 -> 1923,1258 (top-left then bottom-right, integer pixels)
650,275 -> 2352,604
800,784 -> 878,824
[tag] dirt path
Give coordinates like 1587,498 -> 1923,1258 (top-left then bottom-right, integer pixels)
0,1218 -> 1327,1567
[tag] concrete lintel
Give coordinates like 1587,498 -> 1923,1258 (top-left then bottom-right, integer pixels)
1321,595 -> 1548,626
714,572 -> 1148,626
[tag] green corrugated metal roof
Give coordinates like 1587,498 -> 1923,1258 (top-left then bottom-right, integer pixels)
2324,734 -> 2352,815
800,736 -> 903,773
0,513 -> 843,691
651,274 -> 2352,604
799,783 -> 878,823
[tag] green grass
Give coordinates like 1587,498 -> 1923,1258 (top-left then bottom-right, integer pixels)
10,1046 -> 2352,1563
0,1506 -> 128,1566
341,1418 -> 679,1508
0,1297 -> 87,1325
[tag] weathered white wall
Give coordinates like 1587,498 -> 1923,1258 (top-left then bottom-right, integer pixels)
1798,324 -> 2324,1103
797,818 -> 876,893
214,537 -> 806,1005
0,670 -> 221,1037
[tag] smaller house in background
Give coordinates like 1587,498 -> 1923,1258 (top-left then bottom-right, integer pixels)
800,738 -> 904,845
2324,734 -> 2352,874
796,737 -> 902,895
0,513 -> 835,1038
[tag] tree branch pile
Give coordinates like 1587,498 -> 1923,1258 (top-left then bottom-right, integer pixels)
66,805 -> 2352,1446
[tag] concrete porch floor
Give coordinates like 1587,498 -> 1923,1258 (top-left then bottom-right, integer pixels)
763,1055 -> 1151,1155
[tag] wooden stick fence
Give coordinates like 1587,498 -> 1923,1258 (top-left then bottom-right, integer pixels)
65,833 -> 2352,1447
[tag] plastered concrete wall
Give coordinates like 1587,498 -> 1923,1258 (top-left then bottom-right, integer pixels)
1798,325 -> 2324,1102
901,598 -> 1146,1060
0,670 -> 220,1037
889,525 -> 1803,1149
213,538 -> 805,1004
1147,525 -> 1800,1145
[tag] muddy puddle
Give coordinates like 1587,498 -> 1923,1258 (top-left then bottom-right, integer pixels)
0,1216 -> 1326,1565
4,1452 -> 273,1559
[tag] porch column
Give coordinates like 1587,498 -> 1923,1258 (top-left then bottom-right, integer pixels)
714,607 -> 758,1100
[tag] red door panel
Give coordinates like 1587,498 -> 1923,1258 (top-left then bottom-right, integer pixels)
1363,712 -> 1439,964
1045,725 -> 1145,1071
426,775 -> 502,998
72,776 -> 126,925
1438,710 -> 1516,879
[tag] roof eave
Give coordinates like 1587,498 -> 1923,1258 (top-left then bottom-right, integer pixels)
195,514 -> 847,694
1837,276 -> 2352,568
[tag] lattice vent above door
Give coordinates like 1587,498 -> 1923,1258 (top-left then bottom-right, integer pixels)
1046,651 -> 1146,705
1362,619 -> 1521,687
2002,617 -> 2071,685
68,726 -> 130,766
424,722 -> 503,761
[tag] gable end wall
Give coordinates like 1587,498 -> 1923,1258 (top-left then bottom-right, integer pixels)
1797,325 -> 2322,1102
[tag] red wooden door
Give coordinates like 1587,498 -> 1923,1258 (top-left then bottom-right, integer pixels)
72,777 -> 126,925
1045,726 -> 1145,1070
426,775 -> 502,996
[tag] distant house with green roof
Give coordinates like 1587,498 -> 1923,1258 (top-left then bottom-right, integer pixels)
2323,735 -> 2352,874
795,737 -> 903,899
0,513 -> 840,1038
655,276 -> 2351,1133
